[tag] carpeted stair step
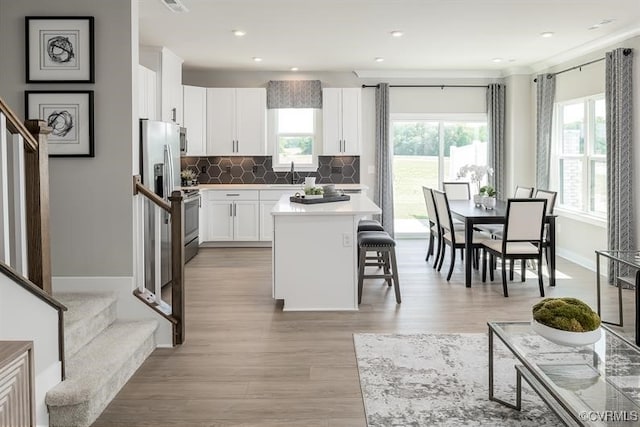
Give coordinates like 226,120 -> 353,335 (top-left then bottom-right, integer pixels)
54,292 -> 117,360
46,319 -> 158,427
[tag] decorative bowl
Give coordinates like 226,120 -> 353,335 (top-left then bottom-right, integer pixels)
531,319 -> 602,347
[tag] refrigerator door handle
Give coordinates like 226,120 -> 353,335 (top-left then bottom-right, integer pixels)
165,143 -> 176,196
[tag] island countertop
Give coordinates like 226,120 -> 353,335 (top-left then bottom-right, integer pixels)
271,193 -> 381,216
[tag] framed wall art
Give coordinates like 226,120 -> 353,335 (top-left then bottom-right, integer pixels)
25,91 -> 94,157
25,16 -> 95,83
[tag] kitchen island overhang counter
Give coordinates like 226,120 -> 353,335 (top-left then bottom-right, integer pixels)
271,194 -> 381,311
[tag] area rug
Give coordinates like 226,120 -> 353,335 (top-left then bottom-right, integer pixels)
354,333 -> 560,426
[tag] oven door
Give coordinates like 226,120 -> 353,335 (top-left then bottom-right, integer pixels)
183,194 -> 200,261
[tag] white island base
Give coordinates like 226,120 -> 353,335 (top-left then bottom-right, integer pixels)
272,194 -> 381,311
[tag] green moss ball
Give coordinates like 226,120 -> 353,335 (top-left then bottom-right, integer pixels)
532,298 -> 601,332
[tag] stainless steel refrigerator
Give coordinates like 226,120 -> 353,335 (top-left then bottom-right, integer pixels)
139,119 -> 181,293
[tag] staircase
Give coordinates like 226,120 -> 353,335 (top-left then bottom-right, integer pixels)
45,293 -> 157,427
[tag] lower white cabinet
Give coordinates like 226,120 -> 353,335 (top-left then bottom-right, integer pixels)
259,189 -> 297,241
202,190 -> 259,241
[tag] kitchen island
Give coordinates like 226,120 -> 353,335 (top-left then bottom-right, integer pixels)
271,194 -> 381,311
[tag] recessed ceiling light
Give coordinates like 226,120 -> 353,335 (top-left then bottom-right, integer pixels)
253,57 -> 263,62
492,58 -> 503,63
588,24 -> 601,30
589,18 -> 615,30
375,57 -> 385,62
290,67 -> 299,71
390,30 -> 404,37
540,32 -> 554,38
160,0 -> 189,13
232,30 -> 246,37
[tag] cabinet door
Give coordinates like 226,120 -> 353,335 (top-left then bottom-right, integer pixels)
235,88 -> 266,155
161,48 -> 183,125
138,65 -> 157,120
340,88 -> 361,155
206,201 -> 234,241
207,88 -> 236,155
322,88 -> 343,155
259,201 -> 277,241
183,85 -> 207,156
234,201 -> 259,241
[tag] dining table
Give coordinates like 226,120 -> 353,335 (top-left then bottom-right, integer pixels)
448,199 -> 557,288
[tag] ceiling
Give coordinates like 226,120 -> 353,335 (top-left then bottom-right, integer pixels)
138,0 -> 640,74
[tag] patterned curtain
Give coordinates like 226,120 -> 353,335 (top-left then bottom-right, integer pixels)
267,80 -> 322,109
374,83 -> 394,237
606,48 -> 634,273
486,84 -> 505,197
535,74 -> 556,190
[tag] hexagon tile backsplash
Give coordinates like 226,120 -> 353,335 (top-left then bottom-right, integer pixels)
181,156 -> 359,185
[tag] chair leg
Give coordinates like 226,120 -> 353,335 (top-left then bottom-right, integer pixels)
389,248 -> 401,303
446,245 -> 456,281
426,233 -> 434,262
501,258 -> 509,297
482,249 -> 487,282
538,255 -> 545,297
383,252 -> 392,287
460,248 -> 464,261
433,234 -> 442,269
521,260 -> 526,282
437,240 -> 446,272
509,259 -> 515,281
473,248 -> 479,270
489,254 -> 495,281
357,248 -> 367,304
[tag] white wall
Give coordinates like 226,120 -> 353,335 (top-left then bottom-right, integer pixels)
504,74 -> 534,193
0,276 -> 62,426
0,0 -> 136,277
532,35 -> 640,269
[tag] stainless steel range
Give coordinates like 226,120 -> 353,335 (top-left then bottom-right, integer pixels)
183,189 -> 200,263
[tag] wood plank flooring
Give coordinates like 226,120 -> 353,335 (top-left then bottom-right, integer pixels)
93,240 -> 634,426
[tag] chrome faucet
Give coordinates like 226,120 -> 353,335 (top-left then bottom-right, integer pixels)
290,161 -> 296,184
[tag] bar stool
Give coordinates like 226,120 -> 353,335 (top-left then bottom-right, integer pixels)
357,231 -> 401,304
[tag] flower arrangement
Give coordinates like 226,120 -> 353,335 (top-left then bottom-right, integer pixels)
457,164 -> 494,192
180,168 -> 198,185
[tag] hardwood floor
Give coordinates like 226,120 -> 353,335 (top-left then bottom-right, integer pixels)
93,240 -> 633,426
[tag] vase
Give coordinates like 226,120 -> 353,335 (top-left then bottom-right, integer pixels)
483,197 -> 496,210
531,320 -> 602,347
473,194 -> 483,207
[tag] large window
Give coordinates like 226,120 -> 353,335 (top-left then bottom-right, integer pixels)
272,108 -> 319,168
391,114 -> 488,234
553,96 -> 606,217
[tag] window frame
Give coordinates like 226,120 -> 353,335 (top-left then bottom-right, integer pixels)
268,108 -> 322,172
551,94 -> 606,220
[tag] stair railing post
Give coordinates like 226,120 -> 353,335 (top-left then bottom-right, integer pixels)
24,120 -> 52,294
169,190 -> 184,345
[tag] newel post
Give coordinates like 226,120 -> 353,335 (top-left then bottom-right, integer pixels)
169,190 -> 185,345
24,120 -> 52,294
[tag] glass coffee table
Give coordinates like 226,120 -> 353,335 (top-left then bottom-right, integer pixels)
489,321 -> 640,426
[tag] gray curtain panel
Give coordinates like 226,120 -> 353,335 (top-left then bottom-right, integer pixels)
535,74 -> 556,190
266,80 -> 322,109
374,83 -> 394,237
606,48 -> 634,277
486,84 -> 505,197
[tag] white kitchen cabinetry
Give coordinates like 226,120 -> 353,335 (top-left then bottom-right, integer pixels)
259,189 -> 298,241
322,88 -> 361,155
161,48 -> 184,125
203,190 -> 259,241
138,65 -> 157,120
206,88 -> 266,155
182,85 -> 207,156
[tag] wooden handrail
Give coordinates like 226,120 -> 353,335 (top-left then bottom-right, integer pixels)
132,175 -> 171,212
0,97 -> 38,152
0,262 -> 66,379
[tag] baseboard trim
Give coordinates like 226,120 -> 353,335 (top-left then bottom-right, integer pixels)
200,241 -> 271,248
556,248 -> 596,272
52,276 -> 173,346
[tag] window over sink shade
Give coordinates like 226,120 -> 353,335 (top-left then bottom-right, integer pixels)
267,80 -> 322,170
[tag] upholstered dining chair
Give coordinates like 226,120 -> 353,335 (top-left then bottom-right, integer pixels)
533,189 -> 557,264
481,198 -> 548,297
514,185 -> 534,198
422,187 -> 441,267
442,182 -> 471,200
432,189 -> 487,281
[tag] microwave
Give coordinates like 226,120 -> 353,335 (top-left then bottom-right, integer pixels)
179,127 -> 188,155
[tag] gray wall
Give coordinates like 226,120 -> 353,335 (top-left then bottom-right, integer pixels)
0,0 -> 136,276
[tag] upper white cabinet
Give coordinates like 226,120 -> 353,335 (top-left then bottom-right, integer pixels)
140,46 -> 183,125
207,88 -> 266,155
322,88 -> 361,155
138,65 -> 157,120
182,85 -> 207,156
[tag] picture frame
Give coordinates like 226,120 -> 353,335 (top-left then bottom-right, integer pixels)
25,16 -> 95,83
25,91 -> 94,157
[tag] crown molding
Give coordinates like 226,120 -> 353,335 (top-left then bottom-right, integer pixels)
530,24 -> 640,73
353,69 -> 503,79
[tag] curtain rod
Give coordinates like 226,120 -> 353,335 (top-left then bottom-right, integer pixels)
361,84 -> 489,89
534,48 -> 632,82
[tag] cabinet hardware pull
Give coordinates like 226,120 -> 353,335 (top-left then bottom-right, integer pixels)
226,193 -> 240,196
233,204 -> 237,217
229,204 -> 233,216
172,107 -> 177,123
343,139 -> 346,152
